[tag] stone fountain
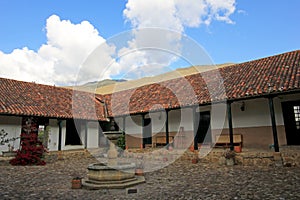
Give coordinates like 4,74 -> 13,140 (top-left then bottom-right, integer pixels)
82,120 -> 145,189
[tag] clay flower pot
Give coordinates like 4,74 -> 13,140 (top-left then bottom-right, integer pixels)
234,145 -> 242,153
135,168 -> 144,176
71,178 -> 82,189
192,158 -> 198,164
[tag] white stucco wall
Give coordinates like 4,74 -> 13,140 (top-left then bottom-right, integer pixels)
48,119 -> 66,151
120,97 -> 288,136
123,115 -> 143,135
169,108 -> 193,132
87,121 -> 99,148
0,116 -> 21,153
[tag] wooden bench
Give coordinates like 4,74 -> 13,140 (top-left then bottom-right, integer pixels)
153,136 -> 174,147
215,134 -> 243,147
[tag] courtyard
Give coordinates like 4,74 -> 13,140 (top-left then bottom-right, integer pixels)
1,151 -> 300,200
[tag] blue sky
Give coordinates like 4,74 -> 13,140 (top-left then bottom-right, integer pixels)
0,0 -> 299,85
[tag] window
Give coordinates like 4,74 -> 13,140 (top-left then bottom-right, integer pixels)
293,106 -> 300,129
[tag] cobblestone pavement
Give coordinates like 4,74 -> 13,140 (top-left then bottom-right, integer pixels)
1,156 -> 300,200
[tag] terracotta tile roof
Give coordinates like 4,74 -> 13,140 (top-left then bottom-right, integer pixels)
1,50 -> 299,120
104,50 -> 300,116
0,78 -> 106,121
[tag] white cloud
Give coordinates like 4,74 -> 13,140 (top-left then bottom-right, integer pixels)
120,0 -> 237,78
124,0 -> 236,29
0,15 -> 116,85
0,1 -> 237,85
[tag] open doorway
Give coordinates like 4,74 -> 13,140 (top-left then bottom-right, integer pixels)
143,118 -> 152,148
195,111 -> 212,145
65,119 -> 82,145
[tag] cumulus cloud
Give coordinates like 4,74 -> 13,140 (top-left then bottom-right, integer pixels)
0,1 -> 237,85
119,0 -> 237,78
124,0 -> 236,29
0,15 -> 116,85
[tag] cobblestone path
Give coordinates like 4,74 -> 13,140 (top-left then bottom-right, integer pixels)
0,156 -> 300,200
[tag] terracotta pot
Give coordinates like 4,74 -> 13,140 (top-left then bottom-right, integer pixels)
71,179 -> 82,189
135,168 -> 144,176
234,145 -> 242,153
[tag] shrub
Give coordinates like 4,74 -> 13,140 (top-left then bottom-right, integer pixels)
10,133 -> 47,165
116,133 -> 126,150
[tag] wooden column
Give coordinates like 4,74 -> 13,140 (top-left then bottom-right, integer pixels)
165,110 -> 170,145
58,120 -> 62,151
268,97 -> 280,152
227,102 -> 234,151
84,121 -> 88,149
122,116 -> 126,133
141,114 -> 145,149
192,106 -> 199,150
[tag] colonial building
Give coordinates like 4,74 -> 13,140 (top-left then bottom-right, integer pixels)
0,50 -> 299,153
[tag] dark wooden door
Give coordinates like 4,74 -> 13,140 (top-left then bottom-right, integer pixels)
282,101 -> 300,145
143,118 -> 152,147
196,111 -> 212,144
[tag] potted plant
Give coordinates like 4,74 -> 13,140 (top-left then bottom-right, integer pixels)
71,177 -> 82,189
223,150 -> 236,166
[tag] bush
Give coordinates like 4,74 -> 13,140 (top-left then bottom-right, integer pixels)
116,133 -> 126,150
10,133 -> 47,165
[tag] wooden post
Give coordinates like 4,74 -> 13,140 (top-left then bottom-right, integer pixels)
227,102 -> 234,151
58,119 -> 62,151
268,97 -> 280,152
84,121 -> 88,149
141,114 -> 145,149
122,116 -> 126,133
192,106 -> 199,150
165,110 -> 169,145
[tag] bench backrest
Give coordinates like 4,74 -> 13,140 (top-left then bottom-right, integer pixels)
216,134 -> 242,144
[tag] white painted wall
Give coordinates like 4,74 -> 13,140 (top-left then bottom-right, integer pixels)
210,98 -> 284,129
47,119 -> 66,151
124,115 -> 143,135
0,116 -> 21,153
169,108 -> 193,132
87,121 -> 99,148
126,97 -> 288,137
148,111 -> 165,136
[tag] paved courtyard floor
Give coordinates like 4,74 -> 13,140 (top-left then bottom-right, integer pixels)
1,155 -> 300,200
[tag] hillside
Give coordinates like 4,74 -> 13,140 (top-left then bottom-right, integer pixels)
71,63 -> 233,94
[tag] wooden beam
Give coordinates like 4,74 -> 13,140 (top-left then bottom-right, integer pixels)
58,120 -> 62,151
141,114 -> 145,149
165,110 -> 169,145
122,116 -> 126,133
192,106 -> 199,150
84,120 -> 88,149
227,102 -> 234,151
268,97 -> 280,152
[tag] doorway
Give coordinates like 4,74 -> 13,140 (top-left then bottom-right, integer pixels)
282,101 -> 300,145
143,118 -> 152,148
65,119 -> 82,145
196,111 -> 212,144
